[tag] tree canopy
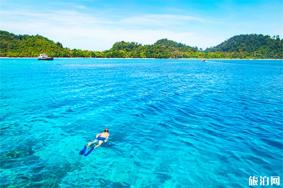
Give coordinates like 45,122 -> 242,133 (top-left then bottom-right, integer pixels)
206,34 -> 283,59
0,30 -> 282,59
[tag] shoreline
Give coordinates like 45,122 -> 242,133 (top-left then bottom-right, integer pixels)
0,57 -> 282,60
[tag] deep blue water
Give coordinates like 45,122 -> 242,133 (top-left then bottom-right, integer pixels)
0,58 -> 282,188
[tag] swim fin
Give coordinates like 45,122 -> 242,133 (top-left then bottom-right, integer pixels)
84,147 -> 94,156
79,145 -> 87,155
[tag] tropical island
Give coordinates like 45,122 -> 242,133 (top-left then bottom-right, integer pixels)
0,30 -> 282,59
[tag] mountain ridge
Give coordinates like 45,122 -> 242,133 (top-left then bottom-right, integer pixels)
0,30 -> 282,59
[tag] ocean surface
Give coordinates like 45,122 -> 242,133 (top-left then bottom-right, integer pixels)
0,58 -> 282,188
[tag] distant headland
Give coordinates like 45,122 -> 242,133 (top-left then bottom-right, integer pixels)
0,30 -> 282,59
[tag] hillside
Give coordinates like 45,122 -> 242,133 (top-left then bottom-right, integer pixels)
0,30 -> 68,57
102,39 -> 198,58
0,30 -> 95,57
0,30 -> 282,58
207,34 -> 283,58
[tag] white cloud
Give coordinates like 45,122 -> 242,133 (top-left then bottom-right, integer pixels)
120,14 -> 206,26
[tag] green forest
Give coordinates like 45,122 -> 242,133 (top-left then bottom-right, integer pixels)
0,30 -> 282,59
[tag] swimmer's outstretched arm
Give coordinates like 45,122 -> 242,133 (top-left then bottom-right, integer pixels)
105,134 -> 110,142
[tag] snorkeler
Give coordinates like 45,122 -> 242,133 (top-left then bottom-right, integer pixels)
87,128 -> 110,149
79,128 -> 110,156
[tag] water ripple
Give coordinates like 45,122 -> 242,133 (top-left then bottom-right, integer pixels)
0,58 -> 282,187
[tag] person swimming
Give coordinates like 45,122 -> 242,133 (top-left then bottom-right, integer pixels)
80,128 -> 110,156
87,128 -> 110,149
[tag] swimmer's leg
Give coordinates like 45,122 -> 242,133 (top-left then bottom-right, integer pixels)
86,139 -> 98,147
94,140 -> 103,149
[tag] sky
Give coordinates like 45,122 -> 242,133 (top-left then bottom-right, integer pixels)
1,0 -> 282,50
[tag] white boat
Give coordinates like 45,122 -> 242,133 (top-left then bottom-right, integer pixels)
38,54 -> 54,60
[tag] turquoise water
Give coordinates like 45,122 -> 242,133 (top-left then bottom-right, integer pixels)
0,58 -> 282,187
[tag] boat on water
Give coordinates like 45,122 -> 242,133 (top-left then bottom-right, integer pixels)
38,54 -> 54,60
